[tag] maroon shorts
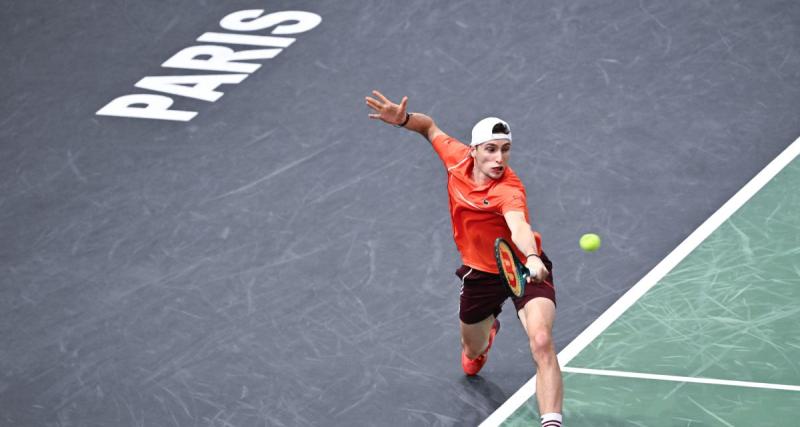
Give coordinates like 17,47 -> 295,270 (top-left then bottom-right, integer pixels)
456,252 -> 556,324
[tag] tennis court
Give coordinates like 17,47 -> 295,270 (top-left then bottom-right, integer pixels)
486,138 -> 800,425
3,1 -> 800,425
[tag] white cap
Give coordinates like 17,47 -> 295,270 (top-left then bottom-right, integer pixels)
470,117 -> 512,146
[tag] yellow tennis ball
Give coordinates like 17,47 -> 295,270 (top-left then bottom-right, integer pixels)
580,233 -> 601,252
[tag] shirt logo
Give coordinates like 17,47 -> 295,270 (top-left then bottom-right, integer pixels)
483,199 -> 490,206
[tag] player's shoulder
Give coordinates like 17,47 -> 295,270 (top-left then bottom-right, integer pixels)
433,132 -> 467,148
433,133 -> 470,169
497,168 -> 525,190
490,169 -> 525,201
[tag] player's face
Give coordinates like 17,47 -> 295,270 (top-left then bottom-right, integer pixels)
472,140 -> 511,180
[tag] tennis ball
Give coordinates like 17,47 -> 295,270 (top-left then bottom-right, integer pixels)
580,233 -> 601,252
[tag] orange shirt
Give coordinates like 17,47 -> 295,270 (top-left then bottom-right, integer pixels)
432,133 -> 538,274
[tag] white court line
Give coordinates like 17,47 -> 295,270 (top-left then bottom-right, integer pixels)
561,367 -> 800,393
480,135 -> 800,427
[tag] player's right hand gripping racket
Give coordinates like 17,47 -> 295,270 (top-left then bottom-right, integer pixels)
494,234 -> 543,298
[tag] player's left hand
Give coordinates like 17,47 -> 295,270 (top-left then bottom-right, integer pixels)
365,90 -> 408,126
525,256 -> 548,284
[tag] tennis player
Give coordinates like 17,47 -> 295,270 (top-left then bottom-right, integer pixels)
366,91 -> 563,427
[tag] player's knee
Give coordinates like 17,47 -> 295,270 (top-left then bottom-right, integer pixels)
528,329 -> 554,363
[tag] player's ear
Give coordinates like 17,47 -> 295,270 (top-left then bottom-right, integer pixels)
470,146 -> 476,158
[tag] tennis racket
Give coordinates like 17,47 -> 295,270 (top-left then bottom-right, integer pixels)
495,233 -> 545,298
494,238 -> 531,298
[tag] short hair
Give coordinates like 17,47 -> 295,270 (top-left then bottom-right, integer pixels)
492,122 -> 510,135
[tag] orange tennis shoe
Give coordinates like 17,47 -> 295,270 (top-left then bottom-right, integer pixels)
462,319 -> 500,376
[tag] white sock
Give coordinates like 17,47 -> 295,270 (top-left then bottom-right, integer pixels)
541,412 -> 562,427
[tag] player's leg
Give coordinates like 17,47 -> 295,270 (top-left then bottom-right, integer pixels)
518,297 -> 563,416
456,265 -> 505,375
514,251 -> 562,424
460,315 -> 495,359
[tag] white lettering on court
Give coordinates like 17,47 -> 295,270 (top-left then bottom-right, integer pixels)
96,9 -> 321,122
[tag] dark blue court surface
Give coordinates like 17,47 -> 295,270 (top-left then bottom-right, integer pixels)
1,1 -> 798,426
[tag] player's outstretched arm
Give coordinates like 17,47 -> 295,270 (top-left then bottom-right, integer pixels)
504,211 -> 549,283
365,90 -> 444,143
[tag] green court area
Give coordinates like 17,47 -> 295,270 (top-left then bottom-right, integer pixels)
503,146 -> 800,426
507,372 -> 800,426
